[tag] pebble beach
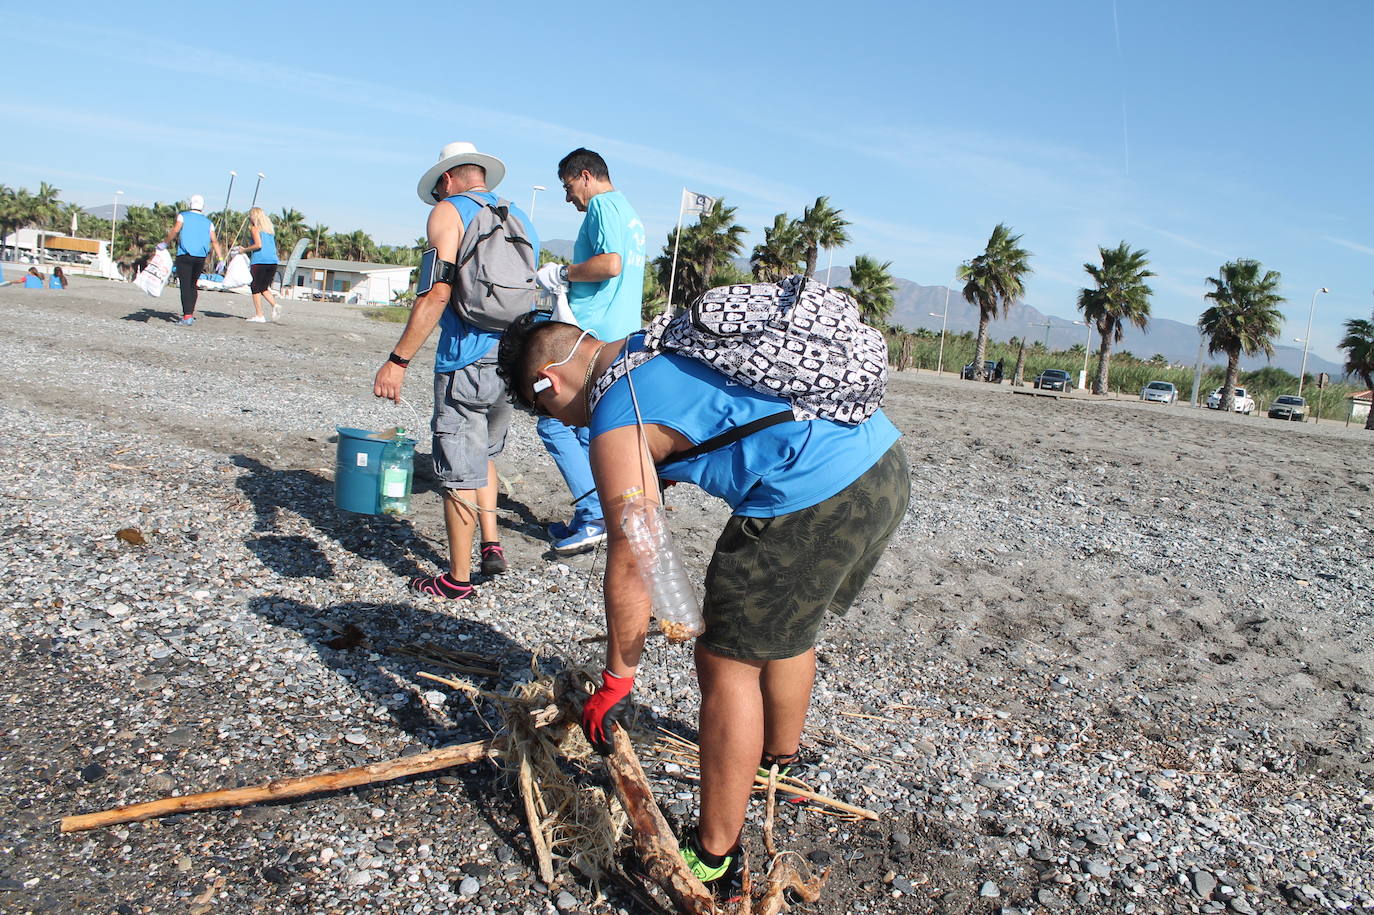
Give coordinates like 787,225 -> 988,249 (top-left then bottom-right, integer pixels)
1,280 -> 1370,914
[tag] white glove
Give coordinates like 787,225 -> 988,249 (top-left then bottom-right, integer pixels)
536,262 -> 569,293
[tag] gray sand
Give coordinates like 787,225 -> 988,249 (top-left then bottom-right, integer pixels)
1,280 -> 1370,914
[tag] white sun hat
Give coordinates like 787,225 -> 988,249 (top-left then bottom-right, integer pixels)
416,141 -> 506,205
189,194 -> 205,211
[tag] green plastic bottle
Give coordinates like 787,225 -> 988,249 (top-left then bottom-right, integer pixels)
379,428 -> 414,516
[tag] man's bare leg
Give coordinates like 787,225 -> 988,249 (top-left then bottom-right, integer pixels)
442,487 -> 478,581
477,460 -> 500,545
762,647 -> 815,759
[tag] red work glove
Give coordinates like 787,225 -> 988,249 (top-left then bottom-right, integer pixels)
581,669 -> 634,755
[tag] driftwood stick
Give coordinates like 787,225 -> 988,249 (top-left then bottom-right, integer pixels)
605,725 -> 717,915
61,738 -> 498,833
519,754 -> 556,884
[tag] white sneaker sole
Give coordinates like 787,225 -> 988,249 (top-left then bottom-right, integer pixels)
551,531 -> 607,554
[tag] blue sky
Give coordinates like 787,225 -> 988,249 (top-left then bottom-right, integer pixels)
6,0 -> 1371,361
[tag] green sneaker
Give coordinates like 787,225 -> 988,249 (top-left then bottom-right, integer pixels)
680,837 -> 744,902
757,750 -> 806,780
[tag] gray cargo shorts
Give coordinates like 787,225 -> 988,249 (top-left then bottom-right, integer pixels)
432,359 -> 512,490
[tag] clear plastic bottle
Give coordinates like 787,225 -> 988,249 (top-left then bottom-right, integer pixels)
379,428 -> 414,516
619,487 -> 704,642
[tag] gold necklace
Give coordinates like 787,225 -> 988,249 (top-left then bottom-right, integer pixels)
583,343 -> 608,420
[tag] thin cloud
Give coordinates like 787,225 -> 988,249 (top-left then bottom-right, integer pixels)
1322,235 -> 1374,257
1133,223 -> 1227,258
12,14 -> 805,214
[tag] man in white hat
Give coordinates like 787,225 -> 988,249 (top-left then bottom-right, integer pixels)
161,194 -> 224,325
373,142 -> 538,600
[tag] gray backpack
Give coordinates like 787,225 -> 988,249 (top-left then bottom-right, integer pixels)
452,192 -> 538,331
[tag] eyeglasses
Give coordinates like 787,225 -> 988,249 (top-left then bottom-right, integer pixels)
430,181 -> 444,203
560,175 -> 581,194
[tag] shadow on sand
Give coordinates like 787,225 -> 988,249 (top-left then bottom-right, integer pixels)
232,454 -> 446,581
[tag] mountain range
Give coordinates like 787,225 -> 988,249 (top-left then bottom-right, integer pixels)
540,240 -> 1343,377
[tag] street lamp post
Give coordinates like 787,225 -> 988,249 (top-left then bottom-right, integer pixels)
1073,319 -> 1093,391
929,287 -> 951,375
1297,287 -> 1328,398
110,190 -> 123,261
529,185 -> 546,222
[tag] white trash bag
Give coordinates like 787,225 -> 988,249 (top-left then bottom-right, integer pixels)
221,253 -> 252,289
134,248 -> 173,297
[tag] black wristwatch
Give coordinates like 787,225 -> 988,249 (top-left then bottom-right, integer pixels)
388,352 -> 411,368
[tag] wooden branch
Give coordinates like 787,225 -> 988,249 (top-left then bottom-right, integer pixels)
605,725 -> 717,915
61,738 -> 498,833
519,754 -> 555,884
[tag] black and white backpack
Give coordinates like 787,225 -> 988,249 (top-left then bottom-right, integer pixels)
588,275 -> 888,460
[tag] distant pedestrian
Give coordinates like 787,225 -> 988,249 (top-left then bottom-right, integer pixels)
160,194 -> 224,325
50,266 -> 69,289
242,207 -> 280,323
532,148 -> 647,553
22,267 -> 45,288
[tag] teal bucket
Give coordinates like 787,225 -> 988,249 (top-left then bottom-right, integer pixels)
335,427 -> 391,515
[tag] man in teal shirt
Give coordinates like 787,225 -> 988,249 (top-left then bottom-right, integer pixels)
534,148 -> 646,553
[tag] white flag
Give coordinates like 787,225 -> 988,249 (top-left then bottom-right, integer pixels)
680,188 -> 716,215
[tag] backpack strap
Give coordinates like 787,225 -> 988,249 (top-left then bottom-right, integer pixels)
660,411 -> 795,465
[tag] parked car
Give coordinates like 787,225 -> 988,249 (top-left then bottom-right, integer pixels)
961,360 -> 1004,382
1034,368 -> 1073,392
1206,386 -> 1255,414
1267,394 -> 1307,421
1139,380 -> 1178,404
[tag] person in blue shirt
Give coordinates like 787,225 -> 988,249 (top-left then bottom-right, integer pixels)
50,266 -> 69,289
160,194 -> 224,325
373,142 -> 538,601
497,318 -> 909,902
21,267 -> 46,288
533,149 -> 646,554
242,207 -> 280,323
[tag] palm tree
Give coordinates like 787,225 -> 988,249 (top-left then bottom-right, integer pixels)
1199,259 -> 1285,411
274,207 -> 307,252
797,196 -> 850,279
839,255 -> 897,327
957,223 -> 1033,380
340,229 -> 374,261
1077,242 -> 1155,394
30,182 -> 62,229
309,224 -> 331,258
653,198 -> 746,308
1338,311 -> 1374,430
750,213 -> 804,281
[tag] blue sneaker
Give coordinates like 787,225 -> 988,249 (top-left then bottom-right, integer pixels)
546,519 -> 576,542
178,316 -> 195,326
551,520 -> 607,554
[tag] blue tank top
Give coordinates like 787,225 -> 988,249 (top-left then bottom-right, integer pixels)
177,211 -> 212,257
24,274 -> 44,288
250,230 -> 278,265
49,276 -> 64,289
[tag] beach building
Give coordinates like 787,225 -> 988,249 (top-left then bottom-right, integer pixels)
284,258 -> 412,304
1347,391 -> 1371,425
2,228 -> 123,281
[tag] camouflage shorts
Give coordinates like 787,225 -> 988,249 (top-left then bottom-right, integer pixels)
700,443 -> 910,661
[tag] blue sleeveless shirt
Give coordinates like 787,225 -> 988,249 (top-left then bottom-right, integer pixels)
177,211 -> 212,257
250,230 -> 277,265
